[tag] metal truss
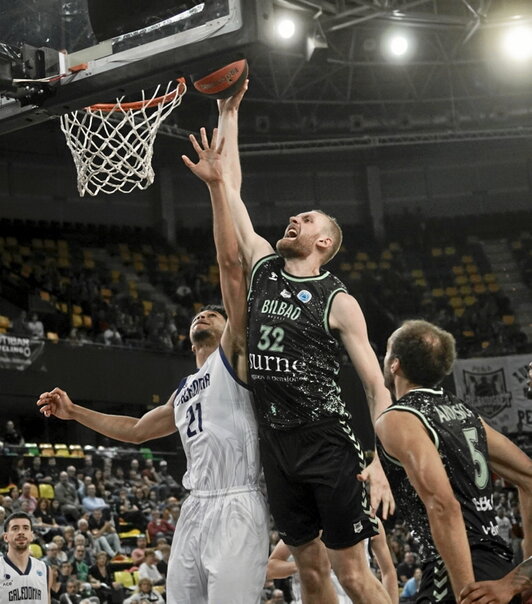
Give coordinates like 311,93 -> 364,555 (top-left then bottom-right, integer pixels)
1,0 -> 532,144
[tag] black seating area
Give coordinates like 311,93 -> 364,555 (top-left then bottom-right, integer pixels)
1,215 -> 531,358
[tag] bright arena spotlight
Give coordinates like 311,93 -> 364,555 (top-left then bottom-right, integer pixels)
501,25 -> 532,61
276,16 -> 297,40
382,29 -> 415,61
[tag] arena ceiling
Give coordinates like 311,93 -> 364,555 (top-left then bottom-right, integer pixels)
1,0 -> 532,154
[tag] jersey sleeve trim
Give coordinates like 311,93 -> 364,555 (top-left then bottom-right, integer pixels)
323,287 -> 347,336
248,253 -> 278,301
387,405 -> 439,449
379,405 -> 440,466
173,377 -> 189,406
218,346 -> 252,391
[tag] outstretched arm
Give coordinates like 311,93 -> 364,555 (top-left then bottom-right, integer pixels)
330,292 -> 394,517
482,418 -> 532,558
216,81 -> 273,271
376,411 -> 475,600
36,388 -> 177,444
181,127 -> 247,379
329,292 -> 391,422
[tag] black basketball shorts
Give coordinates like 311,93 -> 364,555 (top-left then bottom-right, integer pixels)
416,544 -> 517,604
259,420 -> 378,549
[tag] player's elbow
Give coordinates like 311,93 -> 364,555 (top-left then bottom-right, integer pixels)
425,491 -> 461,521
516,458 -> 532,496
216,252 -> 241,272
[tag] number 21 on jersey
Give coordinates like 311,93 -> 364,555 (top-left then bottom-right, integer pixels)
186,402 -> 203,437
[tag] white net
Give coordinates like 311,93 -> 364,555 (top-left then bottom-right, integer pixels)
60,79 -> 187,197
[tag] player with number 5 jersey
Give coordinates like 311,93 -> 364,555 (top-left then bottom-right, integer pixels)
376,320 -> 532,604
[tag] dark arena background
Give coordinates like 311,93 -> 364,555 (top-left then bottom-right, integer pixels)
0,0 -> 531,598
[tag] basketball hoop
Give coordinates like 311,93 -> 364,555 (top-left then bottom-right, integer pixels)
60,78 -> 187,197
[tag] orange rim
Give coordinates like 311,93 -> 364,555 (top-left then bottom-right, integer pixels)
87,78 -> 186,112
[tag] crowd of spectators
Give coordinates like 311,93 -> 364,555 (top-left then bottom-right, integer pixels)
0,416 -> 526,604
1,217 -> 531,359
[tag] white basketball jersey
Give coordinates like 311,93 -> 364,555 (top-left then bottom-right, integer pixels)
173,347 -> 260,491
0,555 -> 48,604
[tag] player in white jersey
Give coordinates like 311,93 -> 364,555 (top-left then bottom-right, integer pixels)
1,512 -> 50,604
268,518 -> 399,604
37,130 -> 269,603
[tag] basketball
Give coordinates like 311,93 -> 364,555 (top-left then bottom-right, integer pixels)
190,59 -> 248,99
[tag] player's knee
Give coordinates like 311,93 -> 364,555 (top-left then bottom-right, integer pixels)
335,567 -> 370,597
298,558 -> 331,590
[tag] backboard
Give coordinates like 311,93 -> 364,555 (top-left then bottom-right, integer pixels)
0,0 -> 274,135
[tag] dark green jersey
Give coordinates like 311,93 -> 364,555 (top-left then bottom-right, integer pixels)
379,388 -> 512,564
247,254 -> 352,429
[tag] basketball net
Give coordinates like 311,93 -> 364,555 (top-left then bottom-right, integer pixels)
60,79 -> 187,197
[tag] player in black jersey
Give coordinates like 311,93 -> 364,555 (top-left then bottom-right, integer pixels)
216,83 -> 394,603
376,320 -> 532,603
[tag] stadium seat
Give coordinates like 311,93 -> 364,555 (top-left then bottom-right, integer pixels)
54,444 -> 70,457
39,484 -> 55,499
29,543 -> 43,558
113,571 -> 135,588
39,443 -> 54,456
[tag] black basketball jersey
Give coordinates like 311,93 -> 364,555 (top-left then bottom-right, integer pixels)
379,387 -> 512,564
247,254 -> 351,429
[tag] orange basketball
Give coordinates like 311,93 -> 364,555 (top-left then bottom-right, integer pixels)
191,59 -> 248,99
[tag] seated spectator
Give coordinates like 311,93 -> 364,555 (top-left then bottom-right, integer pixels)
2,496 -> 14,516
33,497 -> 60,539
59,578 -> 83,604
44,457 -> 60,484
44,542 -> 63,567
130,535 -> 148,566
27,312 -> 44,338
124,578 -> 164,604
400,567 -> 422,601
89,551 -> 125,604
50,535 -> 68,564
50,499 -> 68,526
10,311 -> 32,336
3,420 -> 24,446
146,510 -> 173,543
18,482 -> 38,514
27,456 -> 45,483
70,544 -> 91,583
132,486 -> 153,519
55,471 -> 80,522
73,535 -> 95,566
103,324 -> 122,346
396,551 -> 417,585
81,455 -> 96,479
88,508 -> 122,558
137,549 -> 164,586
62,525 -> 76,552
79,476 -> 94,500
114,490 -> 146,532
50,564 -> 63,602
82,484 -> 108,514
140,459 -> 159,488
58,561 -> 74,589
156,460 -> 180,499
155,544 -> 170,579
76,518 -> 96,551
